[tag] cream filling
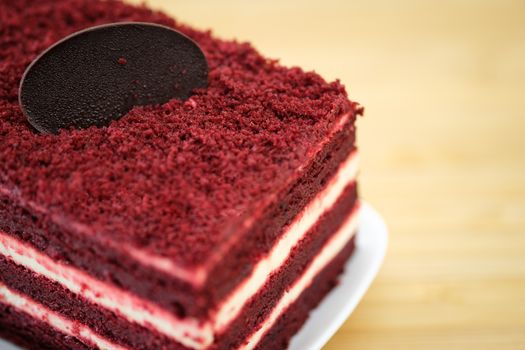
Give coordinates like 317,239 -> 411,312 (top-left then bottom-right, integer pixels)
0,283 -> 127,350
239,207 -> 359,350
0,150 -> 358,349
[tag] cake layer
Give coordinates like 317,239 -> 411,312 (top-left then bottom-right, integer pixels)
0,254 -> 176,350
1,136 -> 359,347
242,208 -> 359,350
215,188 -> 358,349
0,148 -> 358,349
0,230 -> 209,349
0,302 -> 92,350
213,146 -> 358,332
0,208 -> 359,350
0,112 -> 357,320
0,284 -> 121,350
0,178 -> 358,350
253,232 -> 357,350
203,114 -> 357,304
0,189 -> 357,350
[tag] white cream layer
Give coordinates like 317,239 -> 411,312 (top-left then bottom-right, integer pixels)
0,283 -> 127,350
0,150 -> 358,349
240,207 -> 359,350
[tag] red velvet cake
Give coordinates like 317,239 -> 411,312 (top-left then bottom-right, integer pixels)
0,1 -> 363,349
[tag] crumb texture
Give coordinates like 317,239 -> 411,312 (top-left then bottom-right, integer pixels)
0,0 -> 359,266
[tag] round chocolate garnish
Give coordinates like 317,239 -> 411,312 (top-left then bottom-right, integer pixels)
19,22 -> 208,134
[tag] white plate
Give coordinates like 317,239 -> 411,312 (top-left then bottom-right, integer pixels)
0,202 -> 387,350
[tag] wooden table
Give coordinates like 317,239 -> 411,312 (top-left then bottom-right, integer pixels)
134,1 -> 525,348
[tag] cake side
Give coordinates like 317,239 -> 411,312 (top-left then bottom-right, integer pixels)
0,147 -> 359,349
252,235 -> 357,350
0,188 -> 358,350
0,186 -> 359,350
0,303 -> 94,350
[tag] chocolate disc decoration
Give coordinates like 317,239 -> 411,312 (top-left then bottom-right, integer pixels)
19,22 -> 208,134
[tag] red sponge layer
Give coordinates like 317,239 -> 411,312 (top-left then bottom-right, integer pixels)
0,303 -> 93,350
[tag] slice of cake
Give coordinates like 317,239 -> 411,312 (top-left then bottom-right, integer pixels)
0,1 -> 363,349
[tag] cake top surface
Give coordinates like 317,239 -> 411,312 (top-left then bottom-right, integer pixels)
0,0 -> 356,268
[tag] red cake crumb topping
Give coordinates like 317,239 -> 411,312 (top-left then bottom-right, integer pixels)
0,0 -> 360,266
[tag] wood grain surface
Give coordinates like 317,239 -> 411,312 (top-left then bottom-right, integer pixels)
132,1 -> 525,349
